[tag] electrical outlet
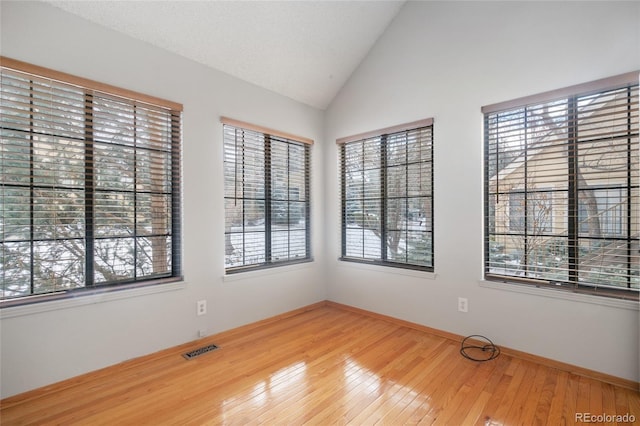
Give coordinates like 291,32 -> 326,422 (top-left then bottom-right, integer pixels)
197,300 -> 207,316
198,328 -> 207,338
458,297 -> 468,313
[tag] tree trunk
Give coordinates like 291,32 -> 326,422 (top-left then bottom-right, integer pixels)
577,171 -> 601,237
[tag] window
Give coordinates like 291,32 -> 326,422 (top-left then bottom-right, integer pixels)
579,188 -> 624,237
338,119 -> 434,271
509,190 -> 552,233
484,72 -> 639,298
222,117 -> 312,272
1,58 -> 182,303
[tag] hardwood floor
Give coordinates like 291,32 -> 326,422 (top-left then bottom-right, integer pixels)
1,303 -> 638,425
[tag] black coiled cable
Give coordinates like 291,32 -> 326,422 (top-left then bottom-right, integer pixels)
460,334 -> 500,362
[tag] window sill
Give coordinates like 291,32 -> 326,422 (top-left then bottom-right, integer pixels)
338,259 -> 437,280
479,279 -> 639,311
223,260 -> 315,282
0,280 -> 187,319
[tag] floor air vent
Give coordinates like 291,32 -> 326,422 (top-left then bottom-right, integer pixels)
183,344 -> 219,360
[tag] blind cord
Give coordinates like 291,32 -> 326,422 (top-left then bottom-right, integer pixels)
460,335 -> 500,362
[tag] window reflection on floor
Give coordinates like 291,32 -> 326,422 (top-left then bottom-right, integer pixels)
222,361 -> 307,421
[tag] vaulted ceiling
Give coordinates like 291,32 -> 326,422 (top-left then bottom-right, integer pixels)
45,1 -> 405,110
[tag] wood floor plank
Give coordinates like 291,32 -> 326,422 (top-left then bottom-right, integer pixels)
486,357 -> 527,424
440,360 -> 501,426
278,322 -> 408,423
394,343 -> 467,424
371,340 -> 451,425
460,390 -> 492,426
627,388 -> 640,425
575,375 -> 592,420
532,367 -> 558,425
601,382 -> 617,424
546,369 -> 569,425
1,304 -> 638,425
561,373 -> 580,424
518,364 -> 547,425
292,328 -> 415,424
384,343 -> 459,425
473,356 -> 512,425
590,378 -> 604,421
476,372 -> 512,426
503,361 -> 539,424
271,329 -> 409,424
414,353 -> 478,424
314,337 -> 431,424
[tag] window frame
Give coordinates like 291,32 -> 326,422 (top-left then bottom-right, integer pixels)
483,71 -> 639,300
222,117 -> 313,273
1,57 -> 183,306
337,118 -> 434,272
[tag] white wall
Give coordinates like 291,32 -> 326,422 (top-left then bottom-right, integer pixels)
0,1 -> 326,398
324,1 -> 640,382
